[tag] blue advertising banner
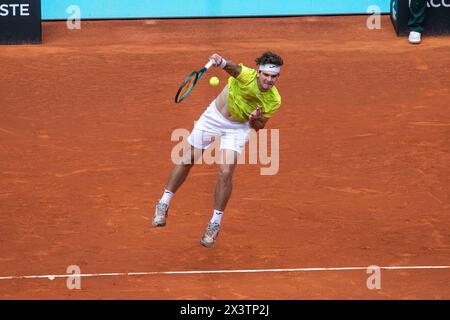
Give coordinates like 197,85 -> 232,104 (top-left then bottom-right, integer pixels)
41,0 -> 391,20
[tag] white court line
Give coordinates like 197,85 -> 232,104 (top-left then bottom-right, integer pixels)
0,265 -> 449,281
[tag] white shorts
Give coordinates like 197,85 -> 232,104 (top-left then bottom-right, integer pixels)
187,100 -> 250,154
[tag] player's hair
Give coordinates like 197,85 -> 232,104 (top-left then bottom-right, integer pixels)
255,51 -> 284,66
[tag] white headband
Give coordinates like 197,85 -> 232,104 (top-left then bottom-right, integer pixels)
259,64 -> 281,74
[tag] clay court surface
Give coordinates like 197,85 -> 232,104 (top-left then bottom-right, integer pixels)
1,15 -> 450,299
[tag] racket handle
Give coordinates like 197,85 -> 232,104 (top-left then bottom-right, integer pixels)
205,60 -> 214,69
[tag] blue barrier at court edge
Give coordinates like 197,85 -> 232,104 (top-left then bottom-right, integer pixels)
41,0 -> 391,20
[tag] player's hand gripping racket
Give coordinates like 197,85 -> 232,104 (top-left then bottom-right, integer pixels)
175,60 -> 214,104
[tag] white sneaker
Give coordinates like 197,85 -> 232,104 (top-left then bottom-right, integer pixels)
200,222 -> 221,248
152,202 -> 169,227
409,31 -> 422,44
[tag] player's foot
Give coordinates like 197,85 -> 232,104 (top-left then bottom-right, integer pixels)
200,222 -> 221,248
152,202 -> 169,227
409,31 -> 422,44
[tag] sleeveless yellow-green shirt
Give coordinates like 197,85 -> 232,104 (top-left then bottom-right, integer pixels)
227,64 -> 281,123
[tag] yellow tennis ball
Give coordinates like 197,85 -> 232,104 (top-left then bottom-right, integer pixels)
209,76 -> 220,87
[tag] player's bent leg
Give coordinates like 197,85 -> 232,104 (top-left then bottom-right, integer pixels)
166,143 -> 203,193
153,143 -> 203,227
214,159 -> 237,211
200,149 -> 238,247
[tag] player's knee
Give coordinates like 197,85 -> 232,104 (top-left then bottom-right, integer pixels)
218,166 -> 234,181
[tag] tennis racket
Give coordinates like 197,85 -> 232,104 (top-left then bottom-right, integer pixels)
175,60 -> 214,104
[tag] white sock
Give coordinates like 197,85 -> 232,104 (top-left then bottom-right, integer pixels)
210,209 -> 223,224
159,189 -> 174,206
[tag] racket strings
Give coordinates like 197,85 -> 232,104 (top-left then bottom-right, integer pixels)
176,73 -> 198,103
179,77 -> 195,98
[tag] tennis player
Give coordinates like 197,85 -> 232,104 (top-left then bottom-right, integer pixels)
153,51 -> 284,247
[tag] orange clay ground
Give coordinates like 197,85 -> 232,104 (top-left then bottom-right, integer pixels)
0,15 -> 449,299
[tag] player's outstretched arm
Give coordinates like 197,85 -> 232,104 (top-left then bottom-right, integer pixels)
210,53 -> 242,78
